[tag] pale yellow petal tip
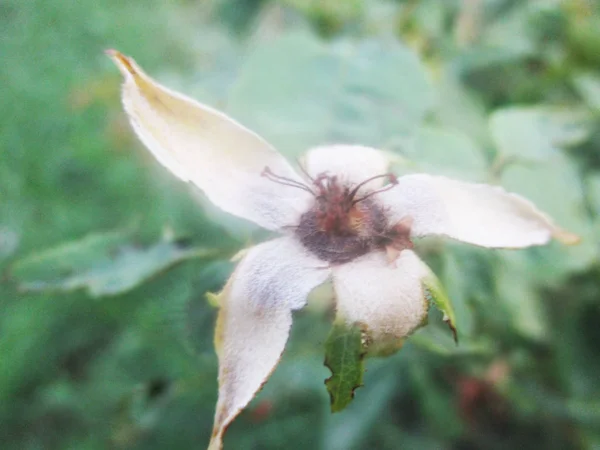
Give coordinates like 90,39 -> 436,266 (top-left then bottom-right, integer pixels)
105,49 -> 138,78
208,418 -> 226,450
207,433 -> 223,450
553,228 -> 581,246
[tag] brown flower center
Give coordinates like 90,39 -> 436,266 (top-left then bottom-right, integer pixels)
263,167 -> 414,264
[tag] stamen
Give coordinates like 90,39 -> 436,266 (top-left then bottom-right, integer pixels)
348,173 -> 397,200
295,159 -> 316,183
350,173 -> 398,204
312,173 -> 331,194
262,166 -> 316,195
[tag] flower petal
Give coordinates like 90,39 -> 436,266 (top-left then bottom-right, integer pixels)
107,50 -> 311,230
379,174 -> 579,248
332,250 -> 430,354
209,237 -> 329,450
303,145 -> 390,190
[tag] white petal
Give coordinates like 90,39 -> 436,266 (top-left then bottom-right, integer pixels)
378,174 -> 579,248
332,250 -> 429,352
303,145 -> 390,190
107,51 -> 311,230
209,237 -> 330,450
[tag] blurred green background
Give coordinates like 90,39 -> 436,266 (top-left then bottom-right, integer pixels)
2,0 -> 600,448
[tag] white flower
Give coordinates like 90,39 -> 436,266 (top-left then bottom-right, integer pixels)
107,51 -> 578,450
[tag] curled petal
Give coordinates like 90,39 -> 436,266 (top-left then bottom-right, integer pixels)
379,174 -> 579,248
332,250 -> 430,354
107,50 -> 311,230
209,237 -> 330,450
303,145 -> 390,191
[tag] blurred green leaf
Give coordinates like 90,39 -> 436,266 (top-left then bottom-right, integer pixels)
490,107 -> 593,161
572,72 -> 600,112
587,174 -> 600,246
494,261 -> 547,341
324,321 -> 366,413
277,0 -> 364,34
0,226 -> 19,264
410,325 -> 493,357
433,68 -> 491,148
589,174 -> 600,219
213,0 -> 266,35
439,249 -> 476,338
501,153 -> 597,279
567,13 -> 600,67
399,125 -> 487,180
409,362 -> 463,439
11,230 -> 219,297
481,2 -> 537,59
228,31 -> 432,156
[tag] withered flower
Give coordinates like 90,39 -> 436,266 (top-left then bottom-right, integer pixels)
107,51 -> 577,450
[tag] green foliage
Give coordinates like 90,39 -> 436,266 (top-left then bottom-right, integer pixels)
490,106 -> 593,161
12,229 -> 220,297
323,321 -> 366,413
399,126 -> 487,180
423,272 -> 458,343
228,29 -> 431,155
2,0 -> 600,449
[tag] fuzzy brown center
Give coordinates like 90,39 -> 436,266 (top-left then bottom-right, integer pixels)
294,174 -> 413,264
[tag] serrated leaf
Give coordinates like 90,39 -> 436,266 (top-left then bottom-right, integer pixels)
228,31 -> 432,156
11,230 -> 219,297
423,272 -> 458,343
324,320 -> 366,413
323,361 -> 400,450
490,106 -> 593,161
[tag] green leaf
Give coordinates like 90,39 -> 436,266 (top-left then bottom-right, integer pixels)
500,154 -> 597,278
13,229 -> 131,279
423,271 -> 458,343
588,175 -> 600,243
278,0 -> 364,30
323,360 -> 401,450
572,71 -> 600,112
324,320 -> 366,413
480,3 -> 537,58
490,106 -> 593,161
398,125 -> 488,181
0,226 -> 19,263
11,230 -> 219,297
409,363 -> 463,438
494,260 -> 548,341
439,249 -> 476,338
433,69 -> 491,148
228,31 -> 432,156
410,326 -> 493,357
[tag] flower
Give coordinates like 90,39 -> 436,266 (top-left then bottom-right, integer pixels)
106,50 -> 578,450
